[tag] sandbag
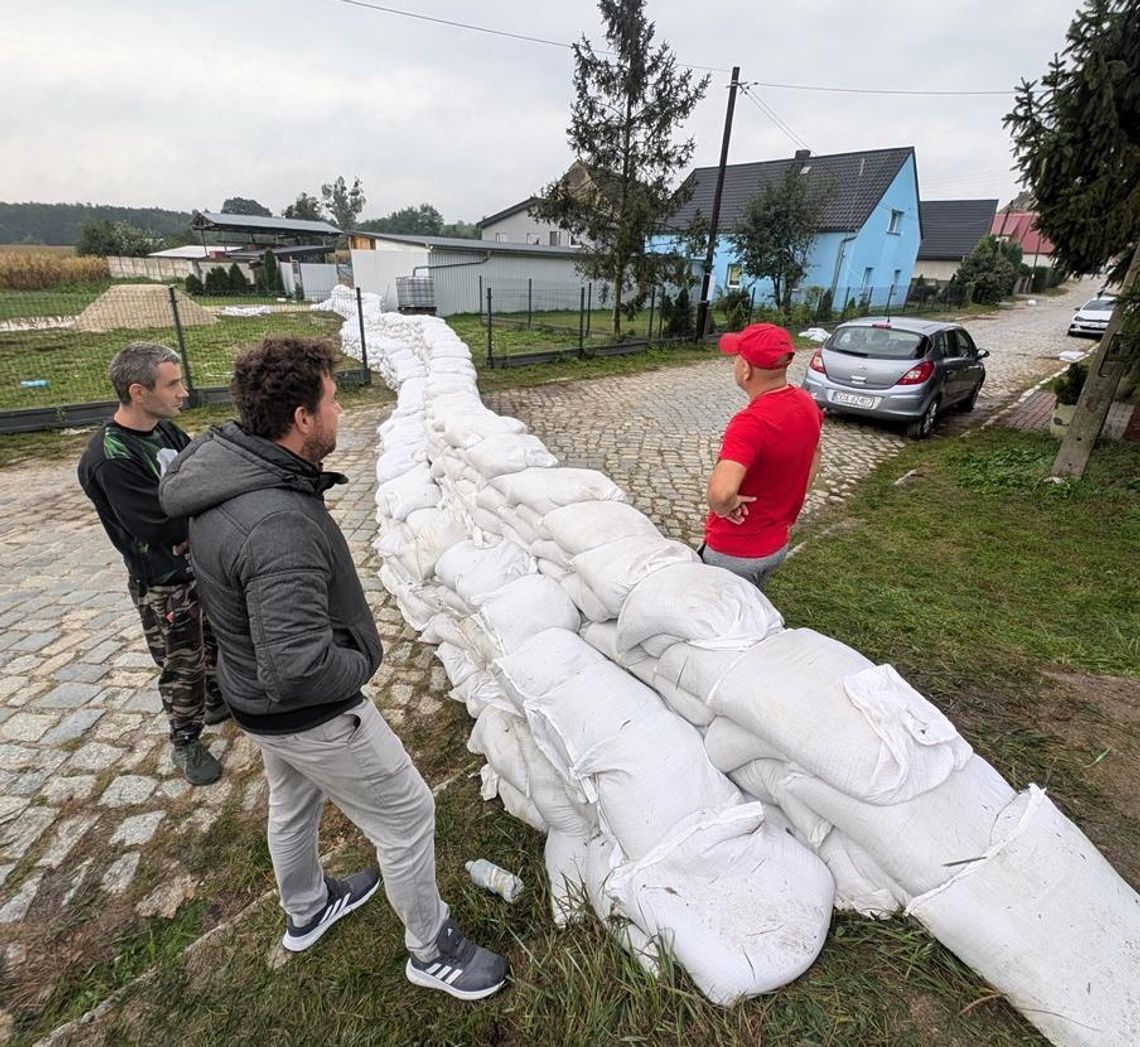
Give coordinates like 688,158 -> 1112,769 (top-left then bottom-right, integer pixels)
575,707 -> 741,858
475,574 -> 582,656
492,628 -> 606,711
491,467 -> 627,515
703,716 -> 785,773
468,705 -> 530,794
376,463 -> 441,520
559,573 -> 613,624
434,539 -> 535,607
615,562 -> 784,653
907,787 -> 1140,1047
817,829 -> 903,917
609,805 -> 834,1005
542,501 -> 660,557
571,536 -> 699,619
464,433 -> 559,478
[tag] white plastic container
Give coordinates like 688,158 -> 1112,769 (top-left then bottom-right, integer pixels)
466,859 -> 524,902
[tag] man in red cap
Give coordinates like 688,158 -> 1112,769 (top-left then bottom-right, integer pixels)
702,322 -> 823,589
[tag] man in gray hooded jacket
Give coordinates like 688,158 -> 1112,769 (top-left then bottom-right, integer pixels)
160,336 -> 507,1001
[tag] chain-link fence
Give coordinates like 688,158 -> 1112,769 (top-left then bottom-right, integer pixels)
0,282 -> 370,433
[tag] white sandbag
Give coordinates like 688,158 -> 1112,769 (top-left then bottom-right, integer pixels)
393,507 -> 468,582
434,641 -> 479,687
464,433 -> 559,478
376,450 -> 426,484
536,558 -> 570,582
523,661 -> 663,798
452,671 -> 514,718
580,834 -> 661,976
496,778 -> 547,833
542,502 -> 660,557
559,573 -> 613,623
545,830 -> 590,927
654,643 -> 751,705
608,804 -> 834,1004
575,707 -> 741,858
649,675 -> 715,727
475,575 -> 581,655
703,716 -> 785,773
420,611 -> 469,649
468,705 -> 531,794
490,467 -> 627,516
434,539 -> 535,607
532,539 -> 572,570
577,622 -> 656,677
444,414 -> 527,450
817,830 -> 902,917
377,464 -> 441,520
907,786 -> 1140,1047
708,630 -> 969,804
730,758 -> 832,847
492,628 -> 606,711
781,755 -> 1015,896
570,536 -> 699,619
515,722 -> 597,838
615,562 -> 784,653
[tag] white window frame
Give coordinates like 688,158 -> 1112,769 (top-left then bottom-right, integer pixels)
525,233 -> 540,245
495,232 -> 508,243
726,263 -> 743,289
888,209 -> 903,235
548,230 -> 560,246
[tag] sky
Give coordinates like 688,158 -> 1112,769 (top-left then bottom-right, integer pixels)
0,0 -> 1084,223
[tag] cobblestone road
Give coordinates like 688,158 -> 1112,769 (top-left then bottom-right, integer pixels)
0,277 -> 1099,983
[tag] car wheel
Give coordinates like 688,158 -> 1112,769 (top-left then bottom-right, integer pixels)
907,396 -> 940,439
958,381 -> 982,413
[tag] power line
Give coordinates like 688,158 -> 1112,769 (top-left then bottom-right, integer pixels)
757,81 -> 1011,98
739,86 -> 810,153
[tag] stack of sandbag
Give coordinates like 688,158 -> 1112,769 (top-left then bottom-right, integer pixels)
356,309 -> 1140,1040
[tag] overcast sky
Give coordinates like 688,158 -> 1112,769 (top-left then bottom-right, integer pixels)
0,0 -> 1082,221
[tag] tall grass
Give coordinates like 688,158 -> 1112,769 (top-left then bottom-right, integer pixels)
0,251 -> 109,290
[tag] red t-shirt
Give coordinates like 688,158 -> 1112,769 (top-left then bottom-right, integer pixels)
705,385 -> 823,557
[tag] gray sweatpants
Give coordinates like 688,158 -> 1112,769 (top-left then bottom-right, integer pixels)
249,700 -> 449,960
699,542 -> 789,590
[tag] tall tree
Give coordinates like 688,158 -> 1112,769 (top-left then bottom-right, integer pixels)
531,0 -> 709,335
1005,0 -> 1140,477
321,176 -> 366,232
728,166 -> 835,311
358,203 -> 445,235
283,193 -> 324,221
75,219 -> 155,257
221,196 -> 272,216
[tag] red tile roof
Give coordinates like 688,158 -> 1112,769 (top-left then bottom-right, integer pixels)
991,211 -> 1055,257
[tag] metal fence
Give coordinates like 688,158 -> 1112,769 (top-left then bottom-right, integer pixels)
0,283 -> 371,433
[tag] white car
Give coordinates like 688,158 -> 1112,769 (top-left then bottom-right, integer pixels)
1068,294 -> 1116,338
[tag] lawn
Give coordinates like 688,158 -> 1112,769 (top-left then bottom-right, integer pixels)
10,428 -> 1137,1046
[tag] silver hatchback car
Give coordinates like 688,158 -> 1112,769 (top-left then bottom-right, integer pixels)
802,317 -> 989,438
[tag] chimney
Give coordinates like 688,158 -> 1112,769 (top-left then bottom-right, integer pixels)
794,148 -> 811,161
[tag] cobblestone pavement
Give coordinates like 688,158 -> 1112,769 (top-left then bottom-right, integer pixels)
0,277 -> 1099,983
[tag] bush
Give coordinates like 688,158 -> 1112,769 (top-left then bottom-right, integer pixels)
1052,362 -> 1088,405
716,287 -> 752,331
184,273 -> 205,296
817,288 -> 834,322
951,234 -> 1019,305
257,249 -> 284,296
227,263 -> 250,293
203,265 -> 230,295
666,286 -> 695,338
839,294 -> 860,322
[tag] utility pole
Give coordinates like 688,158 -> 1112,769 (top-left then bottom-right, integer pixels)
695,66 -> 741,341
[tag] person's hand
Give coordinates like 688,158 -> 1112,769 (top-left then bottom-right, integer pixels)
173,541 -> 190,556
720,494 -> 755,525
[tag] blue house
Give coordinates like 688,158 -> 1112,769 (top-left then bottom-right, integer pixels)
664,146 -> 923,310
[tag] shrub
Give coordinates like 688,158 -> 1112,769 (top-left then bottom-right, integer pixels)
817,288 -> 834,322
951,234 -> 1019,305
204,265 -> 230,295
227,263 -> 250,293
1052,362 -> 1088,406
666,286 -> 695,338
716,287 -> 752,331
184,273 -> 205,296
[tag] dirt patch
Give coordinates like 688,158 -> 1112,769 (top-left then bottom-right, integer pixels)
75,284 -> 216,332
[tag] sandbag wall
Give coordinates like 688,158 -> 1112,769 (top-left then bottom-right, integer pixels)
316,288 -> 1140,1043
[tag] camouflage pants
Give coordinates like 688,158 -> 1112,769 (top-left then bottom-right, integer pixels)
128,578 -> 223,746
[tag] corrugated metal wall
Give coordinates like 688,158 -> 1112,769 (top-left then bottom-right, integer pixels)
429,249 -> 595,316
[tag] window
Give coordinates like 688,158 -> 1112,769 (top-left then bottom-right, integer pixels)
726,263 -> 743,289
495,233 -> 508,243
955,328 -> 978,358
861,267 -> 874,290
549,231 -> 560,246
888,209 -> 903,235
569,233 -> 582,247
525,233 -> 540,245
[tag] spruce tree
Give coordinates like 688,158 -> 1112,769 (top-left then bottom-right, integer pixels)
532,0 -> 709,335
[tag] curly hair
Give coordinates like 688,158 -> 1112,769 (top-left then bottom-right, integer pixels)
231,336 -> 339,440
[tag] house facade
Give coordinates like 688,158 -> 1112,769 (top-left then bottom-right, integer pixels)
476,161 -> 607,247
663,147 -> 923,309
912,199 -> 999,282
991,210 -> 1056,268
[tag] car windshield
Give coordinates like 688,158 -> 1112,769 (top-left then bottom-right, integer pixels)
826,325 -> 925,360
1082,298 -> 1115,312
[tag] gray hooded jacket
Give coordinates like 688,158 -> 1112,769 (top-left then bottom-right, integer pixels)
159,422 -> 382,725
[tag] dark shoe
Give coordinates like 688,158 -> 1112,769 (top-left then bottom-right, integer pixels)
204,703 -> 231,726
405,917 -> 508,1001
282,870 -> 382,953
172,739 -> 222,786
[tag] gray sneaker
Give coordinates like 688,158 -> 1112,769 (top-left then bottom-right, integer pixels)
405,918 -> 508,1001
172,739 -> 222,786
282,870 -> 381,952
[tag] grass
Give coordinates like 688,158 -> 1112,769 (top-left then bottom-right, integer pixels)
13,426 -> 1138,1045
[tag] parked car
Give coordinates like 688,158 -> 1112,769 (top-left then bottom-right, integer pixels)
802,317 -> 989,439
1067,293 -> 1116,338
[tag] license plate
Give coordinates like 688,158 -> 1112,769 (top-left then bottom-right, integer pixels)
832,391 -> 876,408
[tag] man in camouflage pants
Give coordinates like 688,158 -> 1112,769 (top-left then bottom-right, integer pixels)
78,342 -> 227,785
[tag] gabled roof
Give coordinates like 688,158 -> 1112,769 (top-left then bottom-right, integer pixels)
478,197 -> 541,229
191,211 -> 342,236
350,231 -> 585,257
991,211 -> 1055,256
669,146 -> 917,234
917,199 -> 998,260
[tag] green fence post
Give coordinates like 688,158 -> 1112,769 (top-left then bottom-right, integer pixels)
167,285 -> 197,406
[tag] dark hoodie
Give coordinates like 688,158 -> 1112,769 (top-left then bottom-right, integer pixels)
159,422 -> 383,734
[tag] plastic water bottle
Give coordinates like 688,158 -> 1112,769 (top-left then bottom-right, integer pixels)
20,379 -> 49,388
465,859 -> 523,903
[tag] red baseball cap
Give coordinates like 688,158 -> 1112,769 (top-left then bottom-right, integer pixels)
718,323 -> 795,370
